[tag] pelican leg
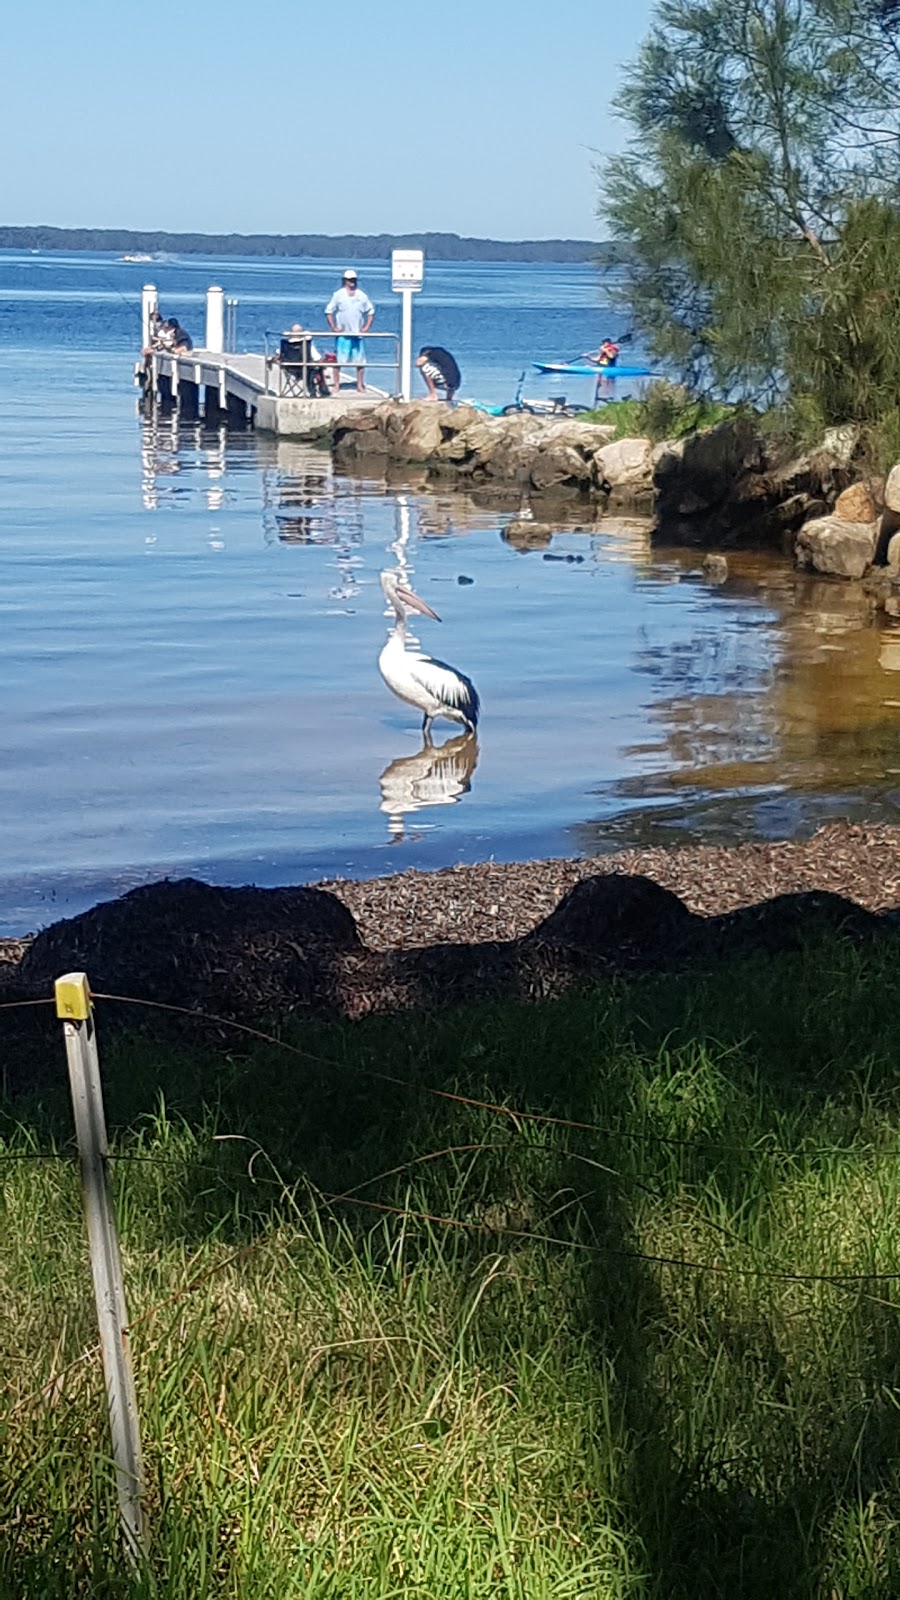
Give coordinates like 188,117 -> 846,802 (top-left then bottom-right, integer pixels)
422,714 -> 434,744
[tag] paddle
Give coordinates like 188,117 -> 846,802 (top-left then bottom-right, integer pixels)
570,330 -> 635,364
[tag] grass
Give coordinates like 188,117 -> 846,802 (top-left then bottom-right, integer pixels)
581,382 -> 739,442
3,931 -> 900,1595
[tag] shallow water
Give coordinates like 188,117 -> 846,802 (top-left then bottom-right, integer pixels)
3,251 -> 900,935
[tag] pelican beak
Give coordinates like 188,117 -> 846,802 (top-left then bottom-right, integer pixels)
397,584 -> 441,621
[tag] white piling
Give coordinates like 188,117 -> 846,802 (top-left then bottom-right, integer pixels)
205,286 -> 225,354
400,290 -> 414,401
391,250 -> 424,402
141,285 -> 158,351
56,973 -> 148,1562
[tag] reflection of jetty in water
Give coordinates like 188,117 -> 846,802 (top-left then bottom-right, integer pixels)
379,733 -> 479,840
140,413 -> 231,516
262,441 -> 365,604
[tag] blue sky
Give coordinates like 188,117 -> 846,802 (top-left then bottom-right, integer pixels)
4,0 -> 655,240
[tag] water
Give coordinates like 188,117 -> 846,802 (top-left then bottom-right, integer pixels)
3,249 -> 900,937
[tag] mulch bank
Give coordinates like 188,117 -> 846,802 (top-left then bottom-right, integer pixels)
1,822 -> 898,1062
316,819 -> 900,948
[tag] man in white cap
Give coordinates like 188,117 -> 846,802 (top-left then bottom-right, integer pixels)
325,268 -> 375,393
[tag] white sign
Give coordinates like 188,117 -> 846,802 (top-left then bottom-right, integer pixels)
392,248 -> 424,293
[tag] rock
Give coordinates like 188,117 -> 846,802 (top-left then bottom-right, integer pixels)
541,419 -> 616,450
887,532 -> 900,574
381,400 -> 445,462
885,464 -> 900,514
835,482 -> 877,523
819,424 -> 860,470
502,520 -> 554,550
795,514 -> 878,579
653,419 -> 860,548
653,419 -> 764,542
594,436 -> 653,492
702,554 -> 729,582
332,414 -> 390,462
529,442 -> 592,491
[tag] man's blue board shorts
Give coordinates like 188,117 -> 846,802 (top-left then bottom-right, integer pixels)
336,336 -> 366,366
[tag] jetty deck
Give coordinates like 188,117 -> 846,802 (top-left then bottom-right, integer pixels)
140,347 -> 388,437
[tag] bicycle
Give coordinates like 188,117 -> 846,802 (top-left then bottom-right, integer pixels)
464,372 -> 595,419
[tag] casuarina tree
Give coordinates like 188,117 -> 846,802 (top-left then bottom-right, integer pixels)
601,0 -> 900,452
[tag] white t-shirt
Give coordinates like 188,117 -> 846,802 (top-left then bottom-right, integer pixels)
325,286 -> 374,335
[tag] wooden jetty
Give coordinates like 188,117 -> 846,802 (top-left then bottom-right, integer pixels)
137,284 -> 397,438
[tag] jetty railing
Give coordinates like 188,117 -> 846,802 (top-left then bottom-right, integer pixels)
262,329 -> 401,400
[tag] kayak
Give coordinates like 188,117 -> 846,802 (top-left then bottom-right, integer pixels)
532,361 -> 658,378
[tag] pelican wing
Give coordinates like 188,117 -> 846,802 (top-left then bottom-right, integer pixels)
410,651 -> 480,727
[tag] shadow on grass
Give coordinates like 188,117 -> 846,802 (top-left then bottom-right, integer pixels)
4,931 -> 900,1595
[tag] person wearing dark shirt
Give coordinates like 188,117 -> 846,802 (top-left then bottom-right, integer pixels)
416,346 -> 461,403
168,320 -> 193,353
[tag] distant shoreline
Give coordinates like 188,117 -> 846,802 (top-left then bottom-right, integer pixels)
0,225 -> 623,266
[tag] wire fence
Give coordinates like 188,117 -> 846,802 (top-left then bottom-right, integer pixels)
4,973 -> 900,1556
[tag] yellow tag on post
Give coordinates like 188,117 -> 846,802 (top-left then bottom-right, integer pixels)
55,972 -> 92,1021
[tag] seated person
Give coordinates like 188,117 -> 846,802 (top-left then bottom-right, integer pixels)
169,319 -> 193,353
153,317 -> 192,353
277,323 -> 329,397
415,345 -> 461,403
143,308 -> 165,354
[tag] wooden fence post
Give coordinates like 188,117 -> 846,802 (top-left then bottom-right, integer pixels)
55,972 -> 148,1561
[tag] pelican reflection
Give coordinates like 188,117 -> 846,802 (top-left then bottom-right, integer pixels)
379,732 -> 479,840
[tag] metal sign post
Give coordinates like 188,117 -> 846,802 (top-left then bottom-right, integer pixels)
391,249 -> 424,401
56,973 -> 148,1563
140,285 -> 157,352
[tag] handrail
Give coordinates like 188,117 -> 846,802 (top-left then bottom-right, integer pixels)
263,328 -> 401,398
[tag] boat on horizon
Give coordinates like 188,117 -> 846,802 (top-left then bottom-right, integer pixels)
120,253 -> 153,263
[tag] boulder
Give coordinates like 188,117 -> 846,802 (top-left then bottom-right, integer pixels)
595,436 -> 653,492
447,414 -> 506,464
835,482 -> 877,523
653,419 -> 764,541
702,554 -> 729,583
529,442 -> 592,491
653,419 -> 859,547
885,464 -> 900,514
541,419 -> 616,450
502,519 -> 555,550
379,400 -> 445,462
795,514 -> 878,579
331,428 -> 390,463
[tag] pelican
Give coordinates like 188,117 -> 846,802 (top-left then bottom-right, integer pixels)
378,570 -> 480,742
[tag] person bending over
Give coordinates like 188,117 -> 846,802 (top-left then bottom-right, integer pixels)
416,346 -> 461,403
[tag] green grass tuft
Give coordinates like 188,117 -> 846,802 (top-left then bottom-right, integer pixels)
3,932 -> 900,1595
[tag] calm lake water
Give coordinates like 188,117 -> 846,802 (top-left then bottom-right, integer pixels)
2,250 -> 900,936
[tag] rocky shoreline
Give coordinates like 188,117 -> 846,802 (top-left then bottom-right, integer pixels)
328,401 -> 900,607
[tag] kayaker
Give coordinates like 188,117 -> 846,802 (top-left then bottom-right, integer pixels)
595,337 -> 620,367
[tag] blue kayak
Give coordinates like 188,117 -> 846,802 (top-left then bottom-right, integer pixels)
532,361 -> 658,378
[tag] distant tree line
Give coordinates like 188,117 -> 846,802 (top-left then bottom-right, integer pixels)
0,225 -> 627,265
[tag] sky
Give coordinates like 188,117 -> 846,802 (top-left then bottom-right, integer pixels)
3,0 -> 655,241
